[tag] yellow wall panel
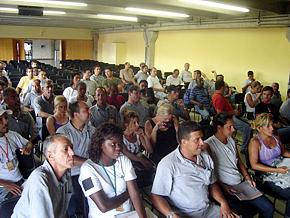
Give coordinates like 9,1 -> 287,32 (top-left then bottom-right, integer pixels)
0,39 -> 13,61
63,39 -> 93,60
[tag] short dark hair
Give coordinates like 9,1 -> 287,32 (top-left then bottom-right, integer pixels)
82,68 -> 91,74
77,81 -> 87,89
93,65 -> 100,70
139,80 -> 148,85
262,86 -> 273,93
141,65 -> 148,70
212,113 -> 233,134
194,70 -> 201,76
128,85 -> 140,93
248,71 -> 254,76
178,120 -> 202,142
0,78 -> 8,87
104,67 -> 112,72
71,72 -> 81,86
3,87 -> 17,98
68,101 -> 80,118
26,67 -> 33,72
215,80 -> 225,90
89,123 -> 123,163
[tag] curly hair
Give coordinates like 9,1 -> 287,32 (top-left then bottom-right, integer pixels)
89,122 -> 123,163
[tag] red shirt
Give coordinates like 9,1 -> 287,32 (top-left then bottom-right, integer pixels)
212,90 -> 233,113
107,95 -> 125,110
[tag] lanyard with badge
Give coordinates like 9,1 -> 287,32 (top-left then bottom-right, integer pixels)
100,161 -> 124,212
0,136 -> 15,171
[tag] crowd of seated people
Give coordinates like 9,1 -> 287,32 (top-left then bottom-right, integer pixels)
0,60 -> 290,218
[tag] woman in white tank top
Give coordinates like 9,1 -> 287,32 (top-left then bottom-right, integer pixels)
244,81 -> 262,120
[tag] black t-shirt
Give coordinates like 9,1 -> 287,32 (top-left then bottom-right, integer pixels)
255,102 -> 279,122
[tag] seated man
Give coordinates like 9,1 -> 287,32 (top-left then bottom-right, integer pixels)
212,80 -> 251,153
4,87 -> 37,141
0,108 -> 33,204
166,69 -> 182,87
134,64 -> 149,84
151,120 -> 237,218
158,85 -> 189,121
90,87 -> 120,127
90,65 -> 105,88
12,134 -> 74,218
23,79 -> 42,114
102,68 -> 124,93
184,77 -> 215,121
16,67 -> 36,95
81,68 -> 98,97
119,62 -> 137,92
147,67 -> 167,100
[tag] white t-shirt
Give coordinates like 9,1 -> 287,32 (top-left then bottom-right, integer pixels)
166,75 -> 182,86
147,75 -> 163,90
63,87 -> 78,102
79,156 -> 137,218
0,131 -> 28,182
180,70 -> 193,83
244,91 -> 257,113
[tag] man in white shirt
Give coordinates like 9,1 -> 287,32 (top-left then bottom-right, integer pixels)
0,108 -> 33,204
147,67 -> 166,100
134,64 -> 149,84
12,134 -> 74,218
180,63 -> 193,85
166,69 -> 182,87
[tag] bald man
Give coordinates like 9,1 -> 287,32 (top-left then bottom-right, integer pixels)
12,135 -> 74,218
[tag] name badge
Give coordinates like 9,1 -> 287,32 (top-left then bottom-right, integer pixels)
6,161 -> 15,171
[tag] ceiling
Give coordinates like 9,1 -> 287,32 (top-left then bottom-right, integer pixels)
0,0 -> 289,31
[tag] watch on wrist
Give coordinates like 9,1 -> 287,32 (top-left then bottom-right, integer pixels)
166,211 -> 175,218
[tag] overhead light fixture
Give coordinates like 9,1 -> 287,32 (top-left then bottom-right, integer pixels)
43,10 -> 66,15
0,7 -> 18,13
9,0 -> 87,7
125,7 -> 189,18
181,0 -> 249,12
96,14 -> 138,22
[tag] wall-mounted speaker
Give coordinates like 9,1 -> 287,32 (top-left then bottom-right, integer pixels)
18,6 -> 43,16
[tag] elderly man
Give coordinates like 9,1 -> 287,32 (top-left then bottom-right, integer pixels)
120,85 -> 150,128
151,121 -> 237,218
12,134 -> 74,218
57,100 -> 96,217
0,108 -> 33,204
90,87 -> 120,128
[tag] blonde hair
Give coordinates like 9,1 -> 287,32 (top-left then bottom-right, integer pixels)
54,95 -> 67,110
251,81 -> 261,88
122,110 -> 139,129
252,113 -> 273,130
156,102 -> 173,116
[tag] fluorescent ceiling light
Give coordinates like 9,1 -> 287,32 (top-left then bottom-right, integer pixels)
43,10 -> 66,15
181,0 -> 249,12
0,7 -> 18,13
96,14 -> 138,22
125,7 -> 189,18
10,0 -> 87,7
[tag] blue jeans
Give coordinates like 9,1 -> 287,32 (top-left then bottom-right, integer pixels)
233,116 -> 252,151
225,193 -> 274,218
262,181 -> 290,217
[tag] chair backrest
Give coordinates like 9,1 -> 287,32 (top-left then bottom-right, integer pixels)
0,196 -> 20,218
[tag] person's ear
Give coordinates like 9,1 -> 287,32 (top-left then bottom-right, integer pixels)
47,151 -> 54,160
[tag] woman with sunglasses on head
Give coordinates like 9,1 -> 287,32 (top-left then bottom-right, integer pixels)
78,122 -> 147,218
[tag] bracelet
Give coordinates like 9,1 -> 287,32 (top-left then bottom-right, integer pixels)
166,211 -> 176,218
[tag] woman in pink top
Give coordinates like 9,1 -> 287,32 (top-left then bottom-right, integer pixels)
249,113 -> 290,216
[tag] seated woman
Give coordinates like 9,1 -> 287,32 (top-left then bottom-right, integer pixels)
249,113 -> 290,217
107,84 -> 125,110
122,110 -> 154,187
244,81 -> 262,120
78,123 -> 147,218
70,81 -> 94,107
145,102 -> 179,164
205,113 -> 274,218
63,72 -> 81,102
46,95 -> 69,135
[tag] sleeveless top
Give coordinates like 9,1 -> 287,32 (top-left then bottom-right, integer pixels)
257,134 -> 282,166
52,116 -> 67,132
244,91 -> 257,113
123,135 -> 141,155
149,119 -> 178,164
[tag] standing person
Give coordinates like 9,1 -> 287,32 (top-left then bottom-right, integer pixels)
134,64 -> 149,84
63,72 -> 81,102
180,62 -> 193,87
244,81 -> 262,120
119,62 -> 136,92
242,71 -> 255,93
205,113 -> 274,218
90,65 -> 105,88
57,101 -> 96,217
249,113 -> 290,217
78,122 -> 147,218
145,103 -> 179,165
81,68 -> 98,97
12,134 -> 74,218
46,96 -> 69,135
151,120 -> 238,218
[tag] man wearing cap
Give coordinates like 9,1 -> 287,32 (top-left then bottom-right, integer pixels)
158,85 -> 189,121
12,134 -> 74,218
0,108 -> 33,204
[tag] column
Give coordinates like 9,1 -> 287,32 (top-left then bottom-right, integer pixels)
143,30 -> 158,68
